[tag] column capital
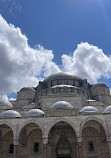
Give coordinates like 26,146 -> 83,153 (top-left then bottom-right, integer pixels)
13,134 -> 19,145
43,137 -> 48,144
13,139 -> 19,146
77,137 -> 82,143
106,136 -> 111,142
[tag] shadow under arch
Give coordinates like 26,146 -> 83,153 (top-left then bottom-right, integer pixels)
48,120 -> 78,158
18,122 -> 44,158
0,120 -> 14,136
17,119 -> 45,139
79,116 -> 109,139
80,117 -> 110,158
0,123 -> 14,157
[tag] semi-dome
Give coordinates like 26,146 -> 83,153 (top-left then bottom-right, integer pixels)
44,72 -> 83,82
50,101 -> 73,110
0,110 -> 21,118
20,87 -> 35,91
91,83 -> 107,89
0,98 -> 13,109
80,106 -> 99,113
26,109 -> 44,117
104,105 -> 111,114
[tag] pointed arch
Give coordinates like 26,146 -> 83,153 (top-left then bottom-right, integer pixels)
79,116 -> 109,139
0,120 -> 14,135
45,117 -> 79,138
17,119 -> 45,139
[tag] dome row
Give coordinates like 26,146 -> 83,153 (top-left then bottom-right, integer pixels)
0,109 -> 45,118
50,101 -> 111,114
1,104 -> 111,118
80,105 -> 111,114
1,97 -> 111,117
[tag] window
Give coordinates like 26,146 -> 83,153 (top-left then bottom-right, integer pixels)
9,144 -> 14,154
88,141 -> 94,152
33,143 -> 39,153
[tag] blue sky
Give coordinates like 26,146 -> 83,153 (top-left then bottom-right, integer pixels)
0,0 -> 111,99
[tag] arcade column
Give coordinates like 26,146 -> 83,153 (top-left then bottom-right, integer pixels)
108,141 -> 111,158
43,137 -> 48,158
13,139 -> 19,158
78,142 -> 82,158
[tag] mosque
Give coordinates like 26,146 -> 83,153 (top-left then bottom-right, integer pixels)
0,72 -> 111,158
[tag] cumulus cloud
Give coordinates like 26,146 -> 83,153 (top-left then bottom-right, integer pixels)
62,42 -> 111,83
0,94 -> 8,100
0,14 -> 111,99
9,97 -> 16,101
0,14 -> 60,95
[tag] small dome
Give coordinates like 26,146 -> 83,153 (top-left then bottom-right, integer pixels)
26,109 -> 44,117
104,105 -> 111,114
20,87 -> 35,91
50,101 -> 73,110
0,98 -> 13,109
80,106 -> 99,113
91,83 -> 107,89
0,110 -> 21,118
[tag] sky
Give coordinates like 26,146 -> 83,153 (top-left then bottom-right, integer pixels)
0,0 -> 111,100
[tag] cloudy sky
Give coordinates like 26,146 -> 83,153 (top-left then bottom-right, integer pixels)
0,0 -> 111,100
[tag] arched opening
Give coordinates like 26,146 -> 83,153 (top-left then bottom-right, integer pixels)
18,123 -> 43,158
0,124 -> 13,158
82,120 -> 110,158
57,132 -> 71,158
48,121 -> 77,158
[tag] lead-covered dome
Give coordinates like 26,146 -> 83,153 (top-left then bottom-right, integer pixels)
80,106 -> 99,113
20,87 -> 35,91
91,83 -> 107,89
44,72 -> 83,82
104,105 -> 111,114
26,109 -> 44,117
50,101 -> 73,110
0,110 -> 21,118
0,98 -> 13,109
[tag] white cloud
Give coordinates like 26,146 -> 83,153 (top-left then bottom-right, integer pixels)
0,14 -> 111,98
9,97 -> 16,101
0,14 -> 60,95
62,42 -> 111,83
0,94 -> 8,100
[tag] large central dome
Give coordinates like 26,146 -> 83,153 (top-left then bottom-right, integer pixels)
44,72 -> 83,82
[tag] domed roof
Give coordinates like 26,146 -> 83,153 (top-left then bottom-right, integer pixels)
44,72 -> 83,82
50,101 -> 73,110
0,110 -> 21,118
80,106 -> 99,113
0,98 -> 13,109
91,83 -> 107,89
104,105 -> 111,113
20,87 -> 35,91
26,109 -> 44,117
